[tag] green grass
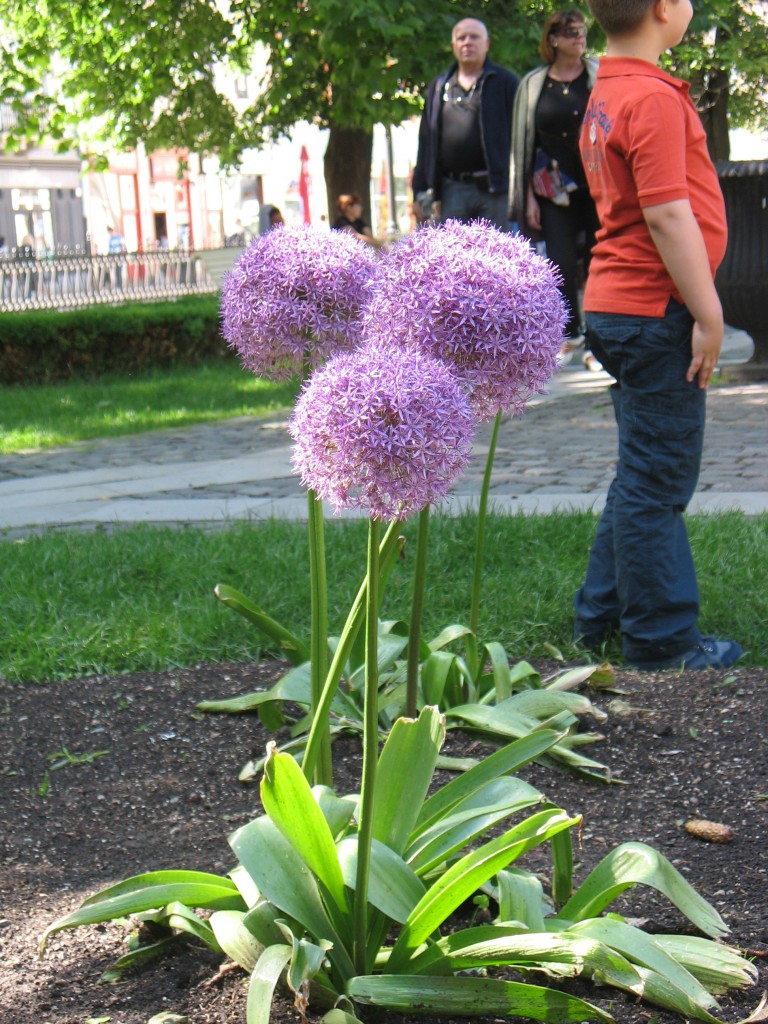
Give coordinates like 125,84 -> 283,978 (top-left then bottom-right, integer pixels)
0,361 -> 300,454
1,512 -> 766,683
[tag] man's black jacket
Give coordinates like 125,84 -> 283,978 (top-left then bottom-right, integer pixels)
412,58 -> 519,200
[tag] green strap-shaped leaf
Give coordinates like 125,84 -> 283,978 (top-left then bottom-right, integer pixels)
630,966 -> 724,1023
346,974 -> 612,1022
346,632 -> 409,688
389,808 -> 579,971
336,836 -> 425,924
655,935 -> 758,993
99,936 -> 178,982
444,704 -> 612,779
261,746 -> 349,918
414,729 -> 559,836
210,910 -> 265,972
228,815 -> 355,982
197,661 -> 317,715
312,785 -> 356,840
507,689 -> 605,721
246,944 -> 292,1024
40,874 -> 244,953
420,650 -> 460,707
79,869 -> 239,906
550,824 -> 574,907
160,900 -> 223,953
372,706 -> 445,855
509,659 -> 543,689
406,777 -> 543,876
214,583 -> 310,665
555,842 -> 730,939
322,1010 -> 366,1024
482,641 -> 513,701
544,664 -> 606,691
496,868 -> 549,930
242,901 -> 288,949
427,622 -> 474,652
558,918 -> 722,1011
230,864 -> 261,908
404,925 -> 644,994
285,933 -> 333,1000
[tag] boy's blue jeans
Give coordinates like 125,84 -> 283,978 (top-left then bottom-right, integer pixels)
574,300 -> 705,665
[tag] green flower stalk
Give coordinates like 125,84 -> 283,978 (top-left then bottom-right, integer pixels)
220,226 -> 377,784
363,221 -> 567,682
290,340 -> 474,954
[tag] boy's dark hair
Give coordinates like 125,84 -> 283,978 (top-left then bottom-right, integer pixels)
586,0 -> 657,36
539,9 -> 588,63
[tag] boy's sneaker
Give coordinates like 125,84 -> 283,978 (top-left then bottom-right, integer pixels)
629,637 -> 743,672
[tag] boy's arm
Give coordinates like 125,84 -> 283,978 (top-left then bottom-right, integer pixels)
642,199 -> 724,389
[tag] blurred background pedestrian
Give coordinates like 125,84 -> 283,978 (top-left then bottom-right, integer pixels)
412,18 -> 518,229
511,8 -> 601,368
332,194 -> 385,249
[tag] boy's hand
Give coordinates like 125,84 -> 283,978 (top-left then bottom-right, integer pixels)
688,320 -> 723,389
643,199 -> 724,390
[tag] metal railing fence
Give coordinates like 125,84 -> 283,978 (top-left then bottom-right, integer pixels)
0,249 -> 219,312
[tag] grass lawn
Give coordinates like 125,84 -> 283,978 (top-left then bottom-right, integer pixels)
0,360 -> 300,454
1,512 -> 766,683
2,362 -> 765,682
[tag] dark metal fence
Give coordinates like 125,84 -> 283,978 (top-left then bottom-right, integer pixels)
0,248 -> 219,312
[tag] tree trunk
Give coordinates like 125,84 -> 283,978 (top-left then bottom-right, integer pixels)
323,126 -> 374,227
698,64 -> 731,162
692,24 -> 731,163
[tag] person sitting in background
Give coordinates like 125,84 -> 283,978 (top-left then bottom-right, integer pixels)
511,9 -> 601,368
331,194 -> 384,249
258,205 -> 285,235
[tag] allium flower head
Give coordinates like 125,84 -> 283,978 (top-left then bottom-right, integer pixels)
289,343 -> 475,520
220,225 -> 378,379
362,220 -> 567,420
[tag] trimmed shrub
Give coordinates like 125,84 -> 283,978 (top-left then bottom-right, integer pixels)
0,297 -> 230,385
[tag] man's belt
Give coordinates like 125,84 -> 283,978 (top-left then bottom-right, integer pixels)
444,170 -> 489,185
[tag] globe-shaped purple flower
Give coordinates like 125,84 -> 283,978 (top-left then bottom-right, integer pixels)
362,220 -> 567,420
220,225 -> 378,379
289,343 -> 475,520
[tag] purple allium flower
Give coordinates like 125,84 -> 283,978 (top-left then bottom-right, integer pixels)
362,220 -> 567,420
289,343 -> 475,520
220,225 -> 378,379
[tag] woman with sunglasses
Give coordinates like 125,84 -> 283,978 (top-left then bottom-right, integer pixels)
511,9 -> 601,368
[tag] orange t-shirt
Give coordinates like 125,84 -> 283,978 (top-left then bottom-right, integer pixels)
579,57 -> 727,317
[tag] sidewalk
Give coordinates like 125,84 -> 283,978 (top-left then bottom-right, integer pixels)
1,328 -> 766,537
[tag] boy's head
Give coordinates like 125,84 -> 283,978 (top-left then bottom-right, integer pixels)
587,0 -> 686,38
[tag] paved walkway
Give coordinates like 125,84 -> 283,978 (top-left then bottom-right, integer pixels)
1,330 -> 766,537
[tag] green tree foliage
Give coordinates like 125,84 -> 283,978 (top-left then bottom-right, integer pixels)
667,0 -> 768,160
1,0 -> 766,210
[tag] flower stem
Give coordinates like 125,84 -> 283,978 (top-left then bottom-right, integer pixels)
307,488 -> 332,787
405,505 -> 430,717
302,520 -> 402,782
354,516 -> 381,975
467,409 -> 502,679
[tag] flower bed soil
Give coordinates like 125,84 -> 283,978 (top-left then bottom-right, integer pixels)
1,659 -> 766,1024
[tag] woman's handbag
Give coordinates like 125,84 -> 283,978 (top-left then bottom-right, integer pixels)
532,148 -> 577,207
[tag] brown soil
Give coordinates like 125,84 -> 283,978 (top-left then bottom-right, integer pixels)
1,660 -> 767,1024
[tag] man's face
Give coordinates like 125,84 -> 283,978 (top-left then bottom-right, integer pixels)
451,19 -> 490,65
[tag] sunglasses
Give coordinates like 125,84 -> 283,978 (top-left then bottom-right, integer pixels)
556,24 -> 587,38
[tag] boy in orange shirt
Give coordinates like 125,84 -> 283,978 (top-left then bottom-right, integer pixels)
574,0 -> 742,670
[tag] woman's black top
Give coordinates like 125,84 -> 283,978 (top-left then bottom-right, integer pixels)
535,68 -> 591,189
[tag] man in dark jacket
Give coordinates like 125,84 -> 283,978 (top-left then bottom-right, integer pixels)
412,18 -> 518,229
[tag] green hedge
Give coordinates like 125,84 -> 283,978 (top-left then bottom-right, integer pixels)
0,296 -> 230,385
